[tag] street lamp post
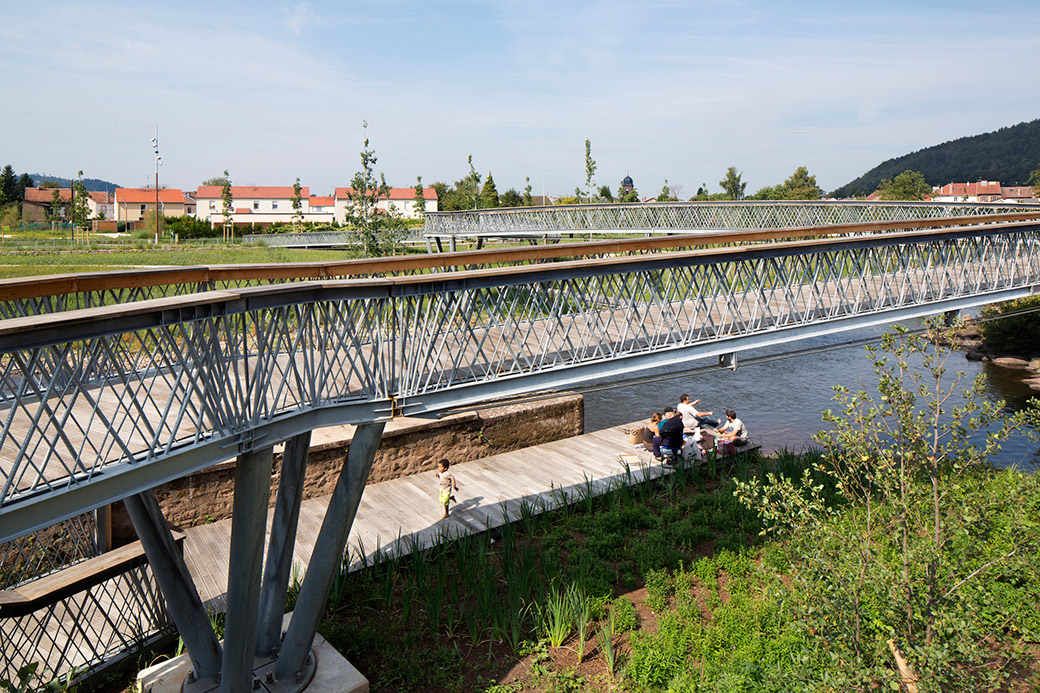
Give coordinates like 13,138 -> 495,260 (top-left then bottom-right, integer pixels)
151,126 -> 162,245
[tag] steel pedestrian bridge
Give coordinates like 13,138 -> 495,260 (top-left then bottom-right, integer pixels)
246,200 -> 1034,250
2,202 -> 1040,691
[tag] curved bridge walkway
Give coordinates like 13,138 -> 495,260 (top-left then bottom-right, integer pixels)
1,205 -> 1039,690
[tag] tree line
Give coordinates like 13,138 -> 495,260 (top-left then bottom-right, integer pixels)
832,118 -> 1040,197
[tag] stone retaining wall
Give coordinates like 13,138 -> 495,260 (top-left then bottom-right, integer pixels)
112,395 -> 583,543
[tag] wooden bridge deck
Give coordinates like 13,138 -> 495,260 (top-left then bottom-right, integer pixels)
182,420 -> 665,611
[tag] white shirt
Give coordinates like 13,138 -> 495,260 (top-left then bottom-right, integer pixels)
720,417 -> 748,439
677,402 -> 701,428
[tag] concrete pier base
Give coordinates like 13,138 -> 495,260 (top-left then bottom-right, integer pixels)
136,614 -> 367,693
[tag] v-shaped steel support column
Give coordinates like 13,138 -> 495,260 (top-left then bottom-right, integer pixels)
275,422 -> 385,681
124,491 -> 222,682
256,431 -> 311,657
220,446 -> 274,692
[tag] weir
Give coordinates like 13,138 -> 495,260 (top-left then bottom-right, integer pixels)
1,203 -> 1039,690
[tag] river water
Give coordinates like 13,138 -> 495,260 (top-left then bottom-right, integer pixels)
581,319 -> 1040,471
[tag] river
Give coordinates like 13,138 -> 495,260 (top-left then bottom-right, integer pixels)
581,319 -> 1040,471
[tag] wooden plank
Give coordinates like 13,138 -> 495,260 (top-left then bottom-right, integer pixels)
0,533 -> 184,618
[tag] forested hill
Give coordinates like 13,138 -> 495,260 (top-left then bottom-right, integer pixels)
29,174 -> 120,193
832,119 -> 1040,197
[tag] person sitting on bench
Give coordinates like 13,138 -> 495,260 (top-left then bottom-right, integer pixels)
677,393 -> 720,429
654,406 -> 685,463
714,409 -> 749,455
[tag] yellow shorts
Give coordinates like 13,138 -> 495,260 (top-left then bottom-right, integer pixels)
439,490 -> 451,506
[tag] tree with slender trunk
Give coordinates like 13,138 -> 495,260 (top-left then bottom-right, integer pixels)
221,170 -> 233,242
291,177 -> 304,231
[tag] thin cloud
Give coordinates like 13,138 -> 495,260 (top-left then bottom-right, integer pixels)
284,3 -> 320,36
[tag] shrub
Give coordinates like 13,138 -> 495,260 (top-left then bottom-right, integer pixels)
611,595 -> 638,633
672,516 -> 714,549
978,296 -> 1040,355
165,215 -> 220,239
644,568 -> 673,612
633,528 -> 684,574
625,612 -> 689,689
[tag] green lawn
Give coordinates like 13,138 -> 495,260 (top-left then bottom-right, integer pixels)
0,246 -> 362,279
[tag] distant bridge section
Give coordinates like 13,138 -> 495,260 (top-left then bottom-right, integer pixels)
424,200 -> 1039,250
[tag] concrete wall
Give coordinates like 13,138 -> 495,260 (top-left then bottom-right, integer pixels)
111,394 -> 583,542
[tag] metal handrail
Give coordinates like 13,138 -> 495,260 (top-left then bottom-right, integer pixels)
0,211 -> 1037,309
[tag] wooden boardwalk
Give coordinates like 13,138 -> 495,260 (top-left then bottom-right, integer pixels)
183,421 -> 665,611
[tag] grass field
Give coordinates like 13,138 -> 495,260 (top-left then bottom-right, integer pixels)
0,245 -> 366,279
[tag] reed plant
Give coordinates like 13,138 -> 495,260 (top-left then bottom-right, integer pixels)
568,584 -> 592,663
578,470 -> 594,511
539,583 -> 573,647
595,607 -> 617,676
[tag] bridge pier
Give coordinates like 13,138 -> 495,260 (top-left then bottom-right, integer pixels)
220,446 -> 274,692
124,491 -> 223,683
276,422 -> 385,683
256,432 -> 312,658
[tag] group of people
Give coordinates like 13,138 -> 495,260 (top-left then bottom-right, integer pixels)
638,394 -> 749,463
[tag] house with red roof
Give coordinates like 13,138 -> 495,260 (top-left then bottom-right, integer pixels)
333,186 -> 438,223
931,180 -> 1006,203
194,185 -> 339,226
999,185 -> 1038,203
114,188 -> 187,223
21,187 -> 115,222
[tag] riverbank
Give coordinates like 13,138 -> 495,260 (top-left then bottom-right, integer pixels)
945,321 -> 1040,392
308,449 -> 1040,692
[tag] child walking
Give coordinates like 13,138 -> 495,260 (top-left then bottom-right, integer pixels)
435,458 -> 458,519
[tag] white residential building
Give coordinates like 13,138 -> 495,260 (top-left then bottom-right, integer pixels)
194,185 -> 334,226
333,187 -> 438,223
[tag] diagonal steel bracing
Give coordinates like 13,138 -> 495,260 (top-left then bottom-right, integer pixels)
1,214 -> 1039,689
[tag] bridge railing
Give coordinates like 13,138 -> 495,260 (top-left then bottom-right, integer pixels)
0,516 -> 175,686
1,211 -> 1037,320
424,200 -> 1039,236
2,219 -> 1039,543
1,216 -> 1038,687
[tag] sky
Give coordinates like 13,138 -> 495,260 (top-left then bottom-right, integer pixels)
1,0 -> 1038,198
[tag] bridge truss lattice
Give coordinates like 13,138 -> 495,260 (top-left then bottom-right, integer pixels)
1,211 -> 1039,689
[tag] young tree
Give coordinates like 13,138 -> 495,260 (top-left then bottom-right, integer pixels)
657,179 -> 675,202
412,175 -> 427,218
462,155 -> 482,209
343,120 -> 401,256
523,177 -> 533,206
878,170 -> 931,200
49,188 -> 65,221
584,138 -> 597,202
736,320 -> 1040,684
71,170 -> 91,229
291,177 -> 304,231
221,170 -> 233,242
202,174 -> 231,187
719,166 -> 746,200
597,184 -> 614,202
480,171 -> 499,208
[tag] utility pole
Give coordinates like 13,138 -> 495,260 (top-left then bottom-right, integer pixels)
151,126 -> 162,245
